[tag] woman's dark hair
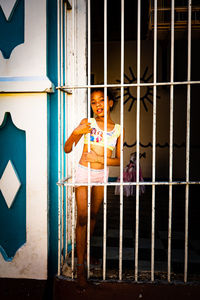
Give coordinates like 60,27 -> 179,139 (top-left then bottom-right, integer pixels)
91,87 -> 117,111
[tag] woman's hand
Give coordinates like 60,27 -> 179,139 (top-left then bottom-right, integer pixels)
64,118 -> 92,153
82,150 -> 99,163
73,122 -> 91,135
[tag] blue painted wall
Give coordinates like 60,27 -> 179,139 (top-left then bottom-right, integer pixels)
0,112 -> 26,261
0,0 -> 24,59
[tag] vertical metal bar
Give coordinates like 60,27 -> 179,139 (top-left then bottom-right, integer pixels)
64,0 -> 68,261
87,0 -> 91,279
71,150 -> 76,279
135,0 -> 141,281
184,0 -> 192,283
151,0 -> 157,282
64,0 -> 73,263
60,0 -> 65,269
71,0 -> 76,279
119,0 -> 124,281
57,0 -> 61,276
64,1 -> 67,85
103,0 -> 108,281
168,0 -> 175,283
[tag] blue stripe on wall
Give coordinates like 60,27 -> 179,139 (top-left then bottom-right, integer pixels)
47,0 -> 59,277
0,112 -> 26,260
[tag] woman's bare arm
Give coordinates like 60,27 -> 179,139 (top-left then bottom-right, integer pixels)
64,118 -> 91,153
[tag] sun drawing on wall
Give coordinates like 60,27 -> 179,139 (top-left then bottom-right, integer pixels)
116,66 -> 160,112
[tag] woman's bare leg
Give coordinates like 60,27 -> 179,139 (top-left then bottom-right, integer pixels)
83,186 -> 104,265
90,186 -> 104,237
75,186 -> 88,287
76,185 -> 104,284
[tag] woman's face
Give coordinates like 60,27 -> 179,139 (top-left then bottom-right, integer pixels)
91,90 -> 113,117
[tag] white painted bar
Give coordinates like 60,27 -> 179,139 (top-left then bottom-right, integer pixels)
151,0 -> 157,282
58,80 -> 200,90
135,0 -> 141,282
184,0 -> 192,283
71,148 -> 76,280
57,0 -> 65,274
57,0 -> 61,276
64,0 -> 68,261
103,0 -> 108,281
87,0 -> 91,280
60,0 -> 65,269
119,0 -> 124,281
71,0 -> 77,279
168,0 -> 175,283
59,181 -> 200,187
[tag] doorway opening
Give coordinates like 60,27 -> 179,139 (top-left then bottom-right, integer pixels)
57,0 -> 200,283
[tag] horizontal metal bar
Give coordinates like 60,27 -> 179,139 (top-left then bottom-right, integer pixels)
57,181 -> 200,187
150,6 -> 200,12
57,80 -> 200,90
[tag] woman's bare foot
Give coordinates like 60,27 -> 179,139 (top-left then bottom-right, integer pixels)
84,254 -> 100,266
90,256 -> 100,266
76,264 -> 87,291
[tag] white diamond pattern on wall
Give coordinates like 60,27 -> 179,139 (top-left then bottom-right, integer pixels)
0,160 -> 21,208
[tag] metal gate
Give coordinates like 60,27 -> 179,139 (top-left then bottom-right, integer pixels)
57,0 -> 200,283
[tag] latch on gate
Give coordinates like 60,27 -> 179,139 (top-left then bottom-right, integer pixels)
64,0 -> 72,10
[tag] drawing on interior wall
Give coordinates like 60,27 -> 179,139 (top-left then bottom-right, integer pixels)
116,66 -> 160,112
124,141 -> 187,149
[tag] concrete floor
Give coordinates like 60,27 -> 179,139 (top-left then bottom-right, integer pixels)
1,276 -> 200,300
53,276 -> 200,300
0,278 -> 53,300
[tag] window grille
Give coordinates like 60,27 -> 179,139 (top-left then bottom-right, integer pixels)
57,0 -> 200,284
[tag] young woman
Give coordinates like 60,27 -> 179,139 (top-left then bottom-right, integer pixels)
64,88 -> 124,288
